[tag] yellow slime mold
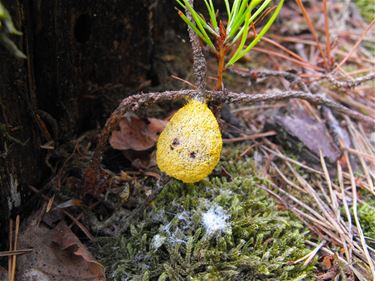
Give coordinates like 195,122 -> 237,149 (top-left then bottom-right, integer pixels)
156,99 -> 222,183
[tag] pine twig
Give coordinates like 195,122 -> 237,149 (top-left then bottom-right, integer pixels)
327,72 -> 375,89
186,0 -> 207,95
230,68 -> 310,92
84,88 -> 375,191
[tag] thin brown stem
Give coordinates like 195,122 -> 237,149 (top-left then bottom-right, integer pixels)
323,0 -> 331,69
216,21 -> 227,91
216,45 -> 226,90
295,0 -> 327,67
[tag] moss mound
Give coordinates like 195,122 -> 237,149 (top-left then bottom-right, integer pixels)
94,151 -> 316,280
358,200 -> 375,240
355,0 -> 375,22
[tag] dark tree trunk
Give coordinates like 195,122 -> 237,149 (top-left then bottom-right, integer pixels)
0,0 -> 183,245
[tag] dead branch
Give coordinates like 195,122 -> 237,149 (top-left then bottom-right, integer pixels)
230,67 -> 310,92
85,88 -> 375,184
327,72 -> 375,89
186,0 -> 207,94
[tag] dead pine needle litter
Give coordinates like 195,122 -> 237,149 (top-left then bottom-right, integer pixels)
156,98 -> 222,183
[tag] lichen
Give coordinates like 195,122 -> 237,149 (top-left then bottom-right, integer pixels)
94,147 -> 317,280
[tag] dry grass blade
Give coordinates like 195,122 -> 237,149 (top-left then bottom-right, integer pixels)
8,219 -> 13,281
319,151 -> 339,219
346,119 -> 375,195
323,0 -> 331,69
262,36 -> 307,63
295,0 -> 327,67
223,131 -> 276,143
344,146 -> 375,164
337,162 -> 353,262
333,19 -> 375,72
251,47 -> 323,71
27,185 -> 95,241
8,215 -> 20,281
292,241 -> 325,265
259,137 -> 375,279
346,150 -> 375,280
306,241 -> 369,281
0,249 -> 33,257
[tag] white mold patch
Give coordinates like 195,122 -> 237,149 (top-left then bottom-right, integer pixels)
202,205 -> 231,235
151,234 -> 166,250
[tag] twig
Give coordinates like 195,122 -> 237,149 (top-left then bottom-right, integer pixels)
170,75 -> 197,89
225,90 -> 374,124
186,0 -> 207,95
327,72 -> 375,89
85,88 -> 375,187
230,68 -> 310,92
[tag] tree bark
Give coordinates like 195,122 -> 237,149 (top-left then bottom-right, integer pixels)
0,0 -> 176,245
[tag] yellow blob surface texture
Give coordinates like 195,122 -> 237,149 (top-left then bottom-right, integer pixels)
156,99 -> 222,183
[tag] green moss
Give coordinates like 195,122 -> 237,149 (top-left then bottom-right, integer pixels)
355,0 -> 375,23
94,148 -> 316,280
358,201 -> 375,240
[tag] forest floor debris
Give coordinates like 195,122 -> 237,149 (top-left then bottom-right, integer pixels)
1,0 -> 374,280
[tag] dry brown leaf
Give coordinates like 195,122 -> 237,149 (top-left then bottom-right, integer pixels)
268,100 -> 341,164
17,220 -> 106,281
147,118 -> 167,133
321,254 -> 334,270
109,117 -> 166,151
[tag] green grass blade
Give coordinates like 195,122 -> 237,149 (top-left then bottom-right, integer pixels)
178,10 -> 214,50
175,0 -> 185,9
228,7 -> 252,63
228,0 -> 250,38
181,0 -> 216,50
229,0 -> 272,41
208,0 -> 218,31
224,0 -> 232,23
249,0 -> 263,11
203,0 -> 218,31
227,0 -> 284,66
228,0 -> 242,29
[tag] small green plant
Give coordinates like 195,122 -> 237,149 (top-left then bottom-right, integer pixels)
176,0 -> 284,89
0,1 -> 26,58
